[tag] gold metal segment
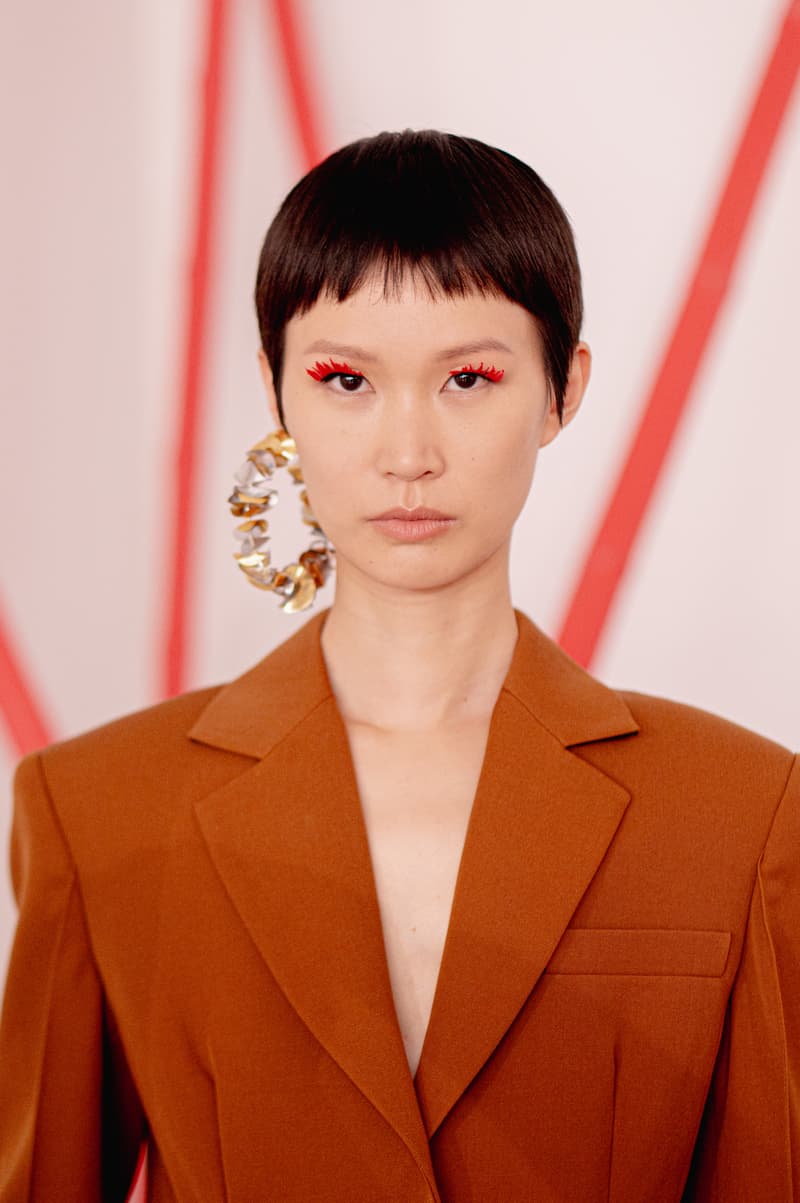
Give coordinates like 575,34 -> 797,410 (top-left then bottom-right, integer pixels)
229,428 -> 333,611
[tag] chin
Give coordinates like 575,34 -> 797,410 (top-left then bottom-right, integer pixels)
339,551 -> 487,596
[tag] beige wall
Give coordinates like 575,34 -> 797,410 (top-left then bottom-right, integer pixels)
2,0 -> 798,988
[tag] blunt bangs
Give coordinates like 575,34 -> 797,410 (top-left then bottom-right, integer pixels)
254,129 -> 583,426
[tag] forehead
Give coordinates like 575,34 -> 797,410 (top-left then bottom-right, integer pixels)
285,269 -> 542,364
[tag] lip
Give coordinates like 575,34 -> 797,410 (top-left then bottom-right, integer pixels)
371,506 -> 454,521
369,506 -> 457,543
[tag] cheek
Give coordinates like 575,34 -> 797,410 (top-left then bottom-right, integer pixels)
469,426 -> 540,511
292,444 -> 359,530
296,454 -> 336,503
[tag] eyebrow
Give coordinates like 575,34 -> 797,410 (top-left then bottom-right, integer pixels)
301,338 -> 514,362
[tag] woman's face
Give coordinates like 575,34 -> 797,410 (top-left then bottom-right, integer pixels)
259,269 -> 589,598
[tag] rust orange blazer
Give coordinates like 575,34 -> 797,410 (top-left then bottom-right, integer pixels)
1,608 -> 798,1201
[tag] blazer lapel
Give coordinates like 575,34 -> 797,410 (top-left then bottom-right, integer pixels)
187,607 -> 639,1160
188,612 -> 436,1187
411,688 -> 635,1137
413,612 -> 638,1137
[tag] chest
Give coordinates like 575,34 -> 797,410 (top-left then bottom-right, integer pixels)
343,720 -> 491,1079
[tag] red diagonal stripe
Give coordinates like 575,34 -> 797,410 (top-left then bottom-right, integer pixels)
0,605 -> 53,757
268,0 -> 327,169
558,0 -> 800,667
161,0 -> 230,698
123,1138 -> 148,1203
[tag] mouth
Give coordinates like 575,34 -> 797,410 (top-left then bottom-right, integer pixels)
368,506 -> 457,543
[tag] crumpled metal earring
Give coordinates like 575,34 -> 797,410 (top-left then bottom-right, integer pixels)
228,429 -> 334,612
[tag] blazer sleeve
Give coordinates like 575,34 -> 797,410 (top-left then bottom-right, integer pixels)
683,752 -> 800,1201
0,752 -> 146,1203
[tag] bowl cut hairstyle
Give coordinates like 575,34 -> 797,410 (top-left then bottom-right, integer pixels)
254,128 -> 583,429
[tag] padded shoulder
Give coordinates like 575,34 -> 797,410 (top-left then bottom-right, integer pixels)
580,687 -> 796,847
618,688 -> 793,762
35,685 -> 255,872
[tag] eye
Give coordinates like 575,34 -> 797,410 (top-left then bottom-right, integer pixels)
323,372 -> 367,393
445,372 -> 484,392
306,358 -> 369,394
444,362 -> 505,391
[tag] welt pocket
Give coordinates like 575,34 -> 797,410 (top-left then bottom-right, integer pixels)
545,927 -> 731,978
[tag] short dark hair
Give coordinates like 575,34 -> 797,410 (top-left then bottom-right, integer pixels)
254,128 -> 583,428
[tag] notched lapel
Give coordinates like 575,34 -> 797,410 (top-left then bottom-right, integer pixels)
188,606 -> 639,1165
413,613 -> 638,1139
193,692 -> 436,1188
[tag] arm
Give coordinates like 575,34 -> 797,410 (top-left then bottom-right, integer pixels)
683,753 -> 800,1200
0,752 -> 146,1202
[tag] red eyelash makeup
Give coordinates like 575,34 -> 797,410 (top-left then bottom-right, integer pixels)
449,361 -> 504,382
306,358 -> 362,381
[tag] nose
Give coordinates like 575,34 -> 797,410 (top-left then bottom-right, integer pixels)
373,394 -> 445,483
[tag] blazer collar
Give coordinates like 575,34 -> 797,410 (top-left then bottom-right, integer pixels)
188,605 -> 638,757
188,607 -> 638,1193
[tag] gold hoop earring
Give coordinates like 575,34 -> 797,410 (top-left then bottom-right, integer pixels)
228,429 -> 334,612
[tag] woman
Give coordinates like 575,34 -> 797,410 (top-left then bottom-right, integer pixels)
0,129 -> 797,1202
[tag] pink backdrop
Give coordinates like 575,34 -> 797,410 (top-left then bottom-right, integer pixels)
2,3 -> 799,1193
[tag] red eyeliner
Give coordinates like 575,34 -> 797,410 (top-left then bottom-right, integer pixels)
449,361 -> 504,382
306,358 -> 361,381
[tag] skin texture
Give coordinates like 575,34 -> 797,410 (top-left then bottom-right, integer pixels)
257,267 -> 591,731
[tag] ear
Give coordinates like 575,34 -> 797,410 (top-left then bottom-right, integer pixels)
257,348 -> 283,429
539,341 -> 591,448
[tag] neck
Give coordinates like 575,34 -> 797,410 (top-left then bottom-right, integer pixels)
319,560 -> 519,731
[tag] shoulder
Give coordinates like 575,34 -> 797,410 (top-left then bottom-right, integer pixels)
585,686 -> 796,845
39,684 -> 227,781
25,685 -> 254,870
18,612 -> 332,869
512,608 -> 795,806
616,687 -> 793,773
509,609 -> 795,793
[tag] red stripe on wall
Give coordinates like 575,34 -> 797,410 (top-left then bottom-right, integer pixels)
557,0 -> 800,667
161,0 -> 230,698
269,0 -> 327,169
0,606 -> 53,758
